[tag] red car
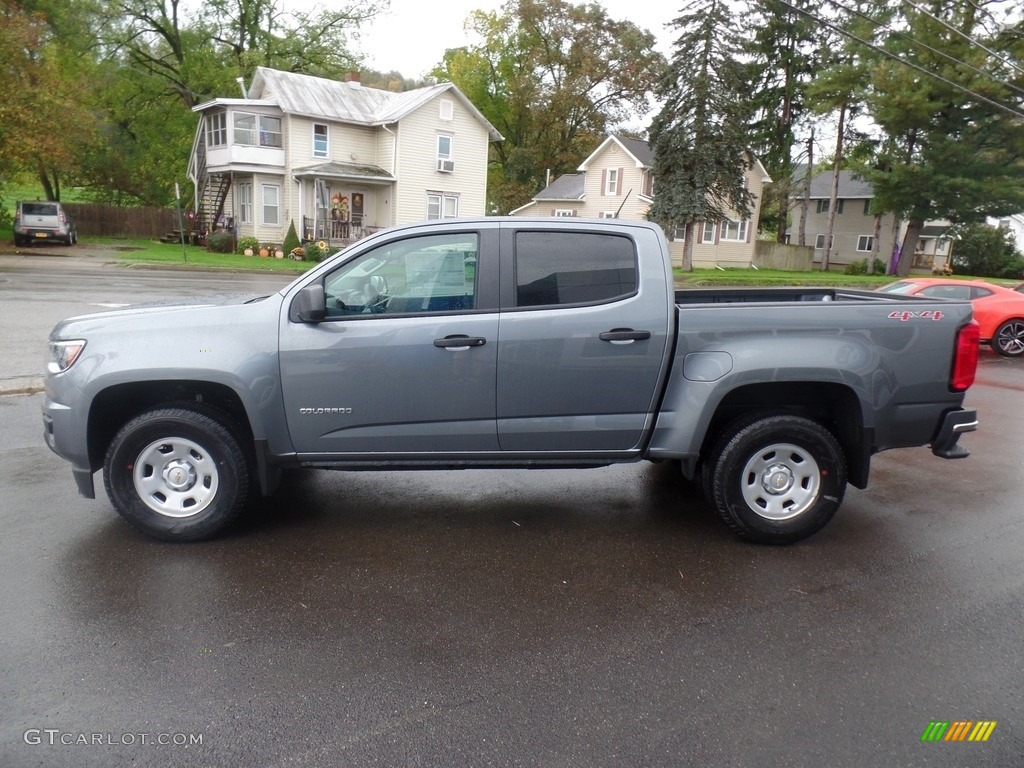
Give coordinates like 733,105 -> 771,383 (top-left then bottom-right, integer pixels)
879,277 -> 1024,357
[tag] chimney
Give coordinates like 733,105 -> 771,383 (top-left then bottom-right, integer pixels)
345,72 -> 361,87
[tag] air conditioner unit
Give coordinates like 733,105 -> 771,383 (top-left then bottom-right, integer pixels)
437,159 -> 455,173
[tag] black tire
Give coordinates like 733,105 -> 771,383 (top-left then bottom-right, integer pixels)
991,319 -> 1024,357
707,414 -> 847,544
103,406 -> 251,541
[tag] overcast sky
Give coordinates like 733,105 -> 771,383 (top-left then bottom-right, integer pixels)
354,0 -> 677,78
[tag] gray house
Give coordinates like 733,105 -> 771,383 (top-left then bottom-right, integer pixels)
795,170 -> 953,271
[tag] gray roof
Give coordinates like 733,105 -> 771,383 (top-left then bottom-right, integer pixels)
292,161 -> 395,182
920,224 -> 950,237
614,134 -> 654,166
807,169 -> 874,199
194,67 -> 502,141
533,173 -> 586,200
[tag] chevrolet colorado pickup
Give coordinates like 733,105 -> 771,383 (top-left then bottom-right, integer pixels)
43,218 -> 979,544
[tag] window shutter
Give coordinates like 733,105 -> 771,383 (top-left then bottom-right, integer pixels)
601,170 -> 607,196
617,168 -> 623,195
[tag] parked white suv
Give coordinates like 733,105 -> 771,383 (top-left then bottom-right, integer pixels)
13,200 -> 78,246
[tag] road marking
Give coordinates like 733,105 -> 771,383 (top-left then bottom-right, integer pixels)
90,303 -> 130,308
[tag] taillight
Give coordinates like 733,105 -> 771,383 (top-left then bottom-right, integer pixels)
951,321 -> 979,391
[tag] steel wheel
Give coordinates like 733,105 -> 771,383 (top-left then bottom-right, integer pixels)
738,442 -> 821,521
132,436 -> 220,518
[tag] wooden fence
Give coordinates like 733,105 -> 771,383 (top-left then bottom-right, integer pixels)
754,241 -> 815,271
62,203 -> 180,239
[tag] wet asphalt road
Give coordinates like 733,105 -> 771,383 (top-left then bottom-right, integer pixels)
1,257 -> 1022,767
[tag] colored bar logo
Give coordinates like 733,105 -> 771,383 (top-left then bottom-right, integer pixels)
921,721 -> 997,742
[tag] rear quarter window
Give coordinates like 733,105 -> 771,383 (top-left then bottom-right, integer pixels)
514,231 -> 637,308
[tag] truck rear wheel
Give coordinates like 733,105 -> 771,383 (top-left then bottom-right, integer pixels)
103,406 -> 250,541
708,414 -> 846,544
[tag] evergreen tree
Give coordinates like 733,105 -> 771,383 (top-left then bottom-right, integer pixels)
862,1 -> 1024,276
647,0 -> 754,270
744,0 -> 818,243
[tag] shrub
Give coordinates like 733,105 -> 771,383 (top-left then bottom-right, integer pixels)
283,221 -> 300,255
843,257 -> 888,275
237,235 -> 259,254
206,230 -> 234,253
304,240 -> 329,263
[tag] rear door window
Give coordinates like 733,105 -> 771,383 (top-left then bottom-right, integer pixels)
514,231 -> 637,308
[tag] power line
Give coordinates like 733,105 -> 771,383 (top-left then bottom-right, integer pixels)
775,0 -> 1024,120
901,0 -> 1024,80
826,0 -> 1024,100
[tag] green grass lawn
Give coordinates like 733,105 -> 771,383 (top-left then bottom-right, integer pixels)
675,267 -> 898,288
92,237 -> 315,273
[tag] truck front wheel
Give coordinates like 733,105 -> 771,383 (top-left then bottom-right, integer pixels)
103,406 -> 251,541
708,414 -> 847,544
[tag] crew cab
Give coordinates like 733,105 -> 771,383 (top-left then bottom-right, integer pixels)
43,218 -> 979,544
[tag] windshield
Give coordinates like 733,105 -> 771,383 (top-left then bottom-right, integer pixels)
877,281 -> 917,294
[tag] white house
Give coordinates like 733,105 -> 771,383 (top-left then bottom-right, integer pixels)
510,134 -> 772,269
187,67 -> 502,247
987,213 -> 1024,255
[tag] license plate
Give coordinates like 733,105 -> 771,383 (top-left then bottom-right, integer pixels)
34,233 -> 48,238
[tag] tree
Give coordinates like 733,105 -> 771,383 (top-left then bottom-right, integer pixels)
951,223 -> 1024,278
745,0 -> 819,242
647,0 -> 754,270
0,0 -> 101,202
862,1 -> 1024,276
803,0 -> 881,270
434,0 -> 667,213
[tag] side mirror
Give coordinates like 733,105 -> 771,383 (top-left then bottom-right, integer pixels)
292,283 -> 327,323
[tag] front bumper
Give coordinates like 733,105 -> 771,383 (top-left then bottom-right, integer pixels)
931,408 -> 978,459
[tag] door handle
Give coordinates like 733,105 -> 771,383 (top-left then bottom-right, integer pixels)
434,335 -> 487,349
599,329 -> 651,343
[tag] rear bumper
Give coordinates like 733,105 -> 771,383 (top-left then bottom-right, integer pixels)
931,408 -> 978,459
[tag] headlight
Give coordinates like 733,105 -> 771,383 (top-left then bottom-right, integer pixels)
48,340 -> 86,373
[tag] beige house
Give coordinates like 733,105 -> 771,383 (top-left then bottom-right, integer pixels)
510,134 -> 772,269
187,67 -> 502,247
795,170 -> 953,272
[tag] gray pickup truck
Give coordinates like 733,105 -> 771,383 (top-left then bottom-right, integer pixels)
43,218 -> 979,544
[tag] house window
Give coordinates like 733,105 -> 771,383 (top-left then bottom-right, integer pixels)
234,113 -> 282,148
261,183 -> 280,226
814,234 -> 835,250
605,168 -> 619,196
863,199 -> 872,216
599,211 -> 617,219
313,124 -> 328,158
816,199 -> 845,214
427,193 -> 459,220
237,182 -> 253,224
436,135 -> 454,172
554,209 -> 575,217
642,170 -> 653,197
700,222 -> 715,244
439,99 -> 454,121
720,219 -> 748,242
206,112 -> 227,147
856,235 -> 873,252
